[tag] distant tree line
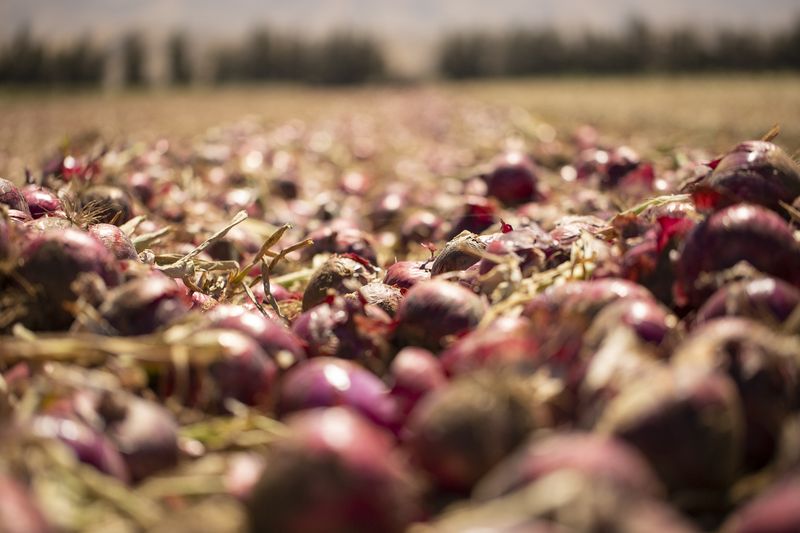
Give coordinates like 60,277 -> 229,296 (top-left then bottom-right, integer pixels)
0,26 -> 385,87
438,18 -> 800,78
1,18 -> 799,87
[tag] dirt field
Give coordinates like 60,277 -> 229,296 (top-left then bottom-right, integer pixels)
1,74 -> 799,178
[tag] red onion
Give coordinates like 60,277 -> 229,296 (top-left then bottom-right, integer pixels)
399,209 -> 443,249
208,305 -> 306,368
389,347 -> 447,422
394,279 -> 486,352
165,329 -> 279,411
31,415 -> 129,482
405,373 -> 538,492
75,391 -> 179,483
21,185 -> 61,219
445,196 -> 497,239
302,225 -> 378,266
484,151 -> 541,206
17,228 -> 120,330
586,298 -> 676,348
0,177 -> 31,216
291,296 -> 391,366
597,370 -> 744,492
383,260 -> 430,290
694,277 -> 800,327
302,254 -> 376,311
88,223 -> 138,260
473,432 -> 663,501
439,316 -> 539,376
672,318 -> 800,470
674,204 -> 800,307
277,357 -> 399,433
79,185 -> 134,225
99,275 -> 189,336
349,282 -> 403,317
430,232 -> 486,275
690,140 -> 800,215
247,407 -> 419,533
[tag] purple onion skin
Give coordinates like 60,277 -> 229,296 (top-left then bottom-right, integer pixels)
446,196 -> 497,240
484,152 -> 541,206
477,226 -> 554,277
598,371 -> 743,492
0,178 -> 31,216
247,407 -> 419,533
383,261 -> 430,290
74,391 -> 179,483
697,140 -> 800,215
394,280 -> 486,353
31,415 -> 130,482
439,316 -> 540,376
473,432 -> 663,502
88,223 -> 138,260
208,305 -> 306,368
277,357 -> 400,433
0,475 -> 52,533
722,476 -> 800,533
673,318 -> 799,470
99,275 -> 189,336
695,277 -> 800,327
405,374 -> 537,493
21,185 -> 62,219
389,347 -> 447,422
17,228 -> 120,330
675,204 -> 800,308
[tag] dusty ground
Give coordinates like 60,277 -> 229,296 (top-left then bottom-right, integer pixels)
1,75 -> 798,178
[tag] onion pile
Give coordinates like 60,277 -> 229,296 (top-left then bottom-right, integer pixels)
0,98 -> 799,533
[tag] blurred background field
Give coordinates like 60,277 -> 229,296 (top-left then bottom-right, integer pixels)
2,74 -> 799,178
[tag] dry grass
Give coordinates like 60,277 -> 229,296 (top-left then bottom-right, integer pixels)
1,74 -> 799,178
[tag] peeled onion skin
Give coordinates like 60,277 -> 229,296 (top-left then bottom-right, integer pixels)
246,408 -> 420,533
674,204 -> 800,309
393,280 -> 486,353
302,254 -> 376,311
